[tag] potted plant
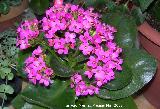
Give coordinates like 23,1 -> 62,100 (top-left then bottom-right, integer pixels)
11,0 -> 157,109
129,0 -> 160,108
0,29 -> 22,109
0,0 -> 29,32
103,0 -> 160,108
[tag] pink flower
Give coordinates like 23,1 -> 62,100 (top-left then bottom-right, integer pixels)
53,38 -> 65,49
71,73 -> 100,96
87,56 -> 98,68
57,47 -> 68,54
65,32 -> 76,43
95,48 -> 109,63
84,70 -> 93,79
24,46 -> 54,86
79,43 -> 93,55
79,31 -> 92,43
16,19 -> 39,50
71,5 -> 78,11
32,46 -> 42,56
44,68 -> 54,76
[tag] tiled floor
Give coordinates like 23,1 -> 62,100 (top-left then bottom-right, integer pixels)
134,95 -> 156,109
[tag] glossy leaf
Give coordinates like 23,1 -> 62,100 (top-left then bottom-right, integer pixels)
12,95 -> 44,109
103,62 -> 132,90
29,0 -> 49,15
131,7 -> 145,25
102,12 -> 137,49
21,80 -> 75,109
132,0 -> 154,12
98,48 -> 157,99
73,0 -> 108,12
84,0 -> 107,9
16,50 -> 31,78
76,96 -> 137,109
49,54 -> 75,77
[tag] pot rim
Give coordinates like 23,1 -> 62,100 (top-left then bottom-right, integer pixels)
138,21 -> 160,46
0,0 -> 28,22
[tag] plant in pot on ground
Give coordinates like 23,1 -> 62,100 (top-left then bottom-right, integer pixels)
0,0 -> 29,32
0,29 -> 22,109
135,0 -> 160,108
0,0 -> 22,15
11,0 -> 157,109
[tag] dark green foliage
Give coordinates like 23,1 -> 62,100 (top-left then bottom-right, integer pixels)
29,0 -> 50,15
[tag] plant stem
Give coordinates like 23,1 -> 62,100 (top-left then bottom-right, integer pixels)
73,48 -> 80,57
40,41 -> 57,57
124,0 -> 130,7
39,41 -> 64,66
9,64 -> 17,71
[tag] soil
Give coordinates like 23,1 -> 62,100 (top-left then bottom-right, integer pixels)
146,13 -> 160,32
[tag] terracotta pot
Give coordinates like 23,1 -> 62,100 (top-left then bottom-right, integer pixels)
138,21 -> 160,108
0,0 -> 29,32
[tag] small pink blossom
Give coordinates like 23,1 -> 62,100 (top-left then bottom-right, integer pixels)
87,56 -> 98,68
24,46 -> 54,86
79,43 -> 93,55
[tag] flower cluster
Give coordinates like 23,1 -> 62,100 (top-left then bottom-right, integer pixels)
42,4 -> 102,54
16,19 -> 39,50
84,45 -> 123,87
24,46 -> 54,86
16,3 -> 123,96
42,4 -> 123,96
71,73 -> 99,96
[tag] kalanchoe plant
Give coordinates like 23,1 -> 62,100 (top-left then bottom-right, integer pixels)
12,0 -> 157,109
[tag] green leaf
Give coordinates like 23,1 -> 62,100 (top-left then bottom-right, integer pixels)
102,12 -> 137,49
73,0 -> 108,12
0,84 -> 14,94
0,67 -> 11,75
132,0 -> 154,12
49,54 -> 75,77
98,48 -> 157,100
0,2 -> 10,15
29,0 -> 49,15
21,80 -> 75,109
103,62 -> 132,90
131,7 -> 145,25
105,0 -> 116,11
12,95 -> 26,109
149,0 -> 160,21
7,73 -> 14,80
17,50 -> 31,78
84,0 -> 107,9
12,95 -> 44,109
110,5 -> 129,14
0,67 -> 14,80
76,96 -> 137,109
